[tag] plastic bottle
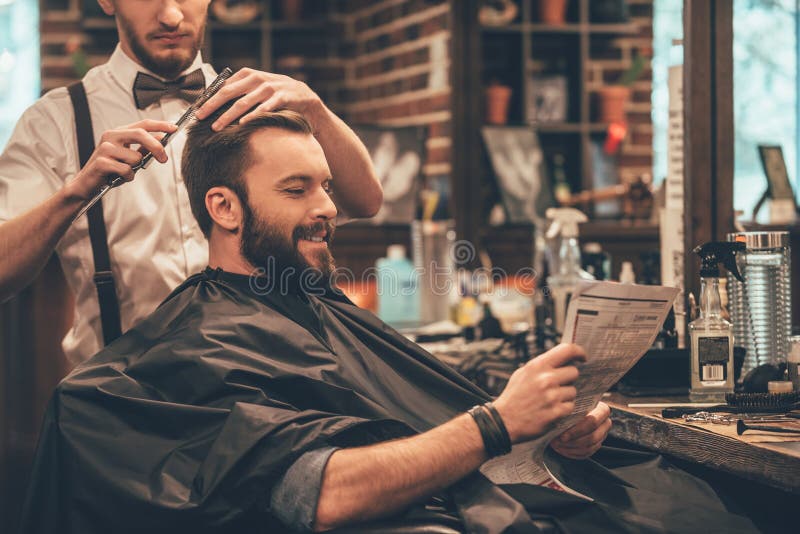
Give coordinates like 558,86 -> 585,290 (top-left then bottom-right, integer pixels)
619,261 -> 636,284
545,207 -> 594,334
688,241 -> 745,401
377,245 -> 420,328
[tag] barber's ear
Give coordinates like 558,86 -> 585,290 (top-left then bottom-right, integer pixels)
205,187 -> 242,233
97,0 -> 115,16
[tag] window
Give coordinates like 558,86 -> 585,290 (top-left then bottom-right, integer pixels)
733,0 -> 798,221
651,0 -> 683,187
0,0 -> 39,150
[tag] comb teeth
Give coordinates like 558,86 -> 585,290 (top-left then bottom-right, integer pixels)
176,67 -> 233,126
195,67 -> 233,108
725,391 -> 800,411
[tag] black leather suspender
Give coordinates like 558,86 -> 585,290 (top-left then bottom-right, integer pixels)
67,82 -> 123,345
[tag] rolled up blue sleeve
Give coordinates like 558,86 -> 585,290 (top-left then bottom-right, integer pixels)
270,446 -> 340,531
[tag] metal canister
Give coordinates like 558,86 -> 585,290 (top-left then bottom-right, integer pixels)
727,232 -> 792,377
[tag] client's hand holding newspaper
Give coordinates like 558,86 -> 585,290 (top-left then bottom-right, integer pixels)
481,281 -> 679,495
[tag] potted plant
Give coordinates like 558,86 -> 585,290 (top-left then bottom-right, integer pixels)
540,0 -> 569,25
598,51 -> 647,123
485,80 -> 513,124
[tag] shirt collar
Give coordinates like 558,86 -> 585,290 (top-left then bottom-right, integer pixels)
107,43 -> 207,94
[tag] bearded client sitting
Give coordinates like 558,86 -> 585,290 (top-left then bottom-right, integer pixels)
20,104 -> 758,534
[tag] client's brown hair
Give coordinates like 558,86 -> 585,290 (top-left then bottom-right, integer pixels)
182,105 -> 313,237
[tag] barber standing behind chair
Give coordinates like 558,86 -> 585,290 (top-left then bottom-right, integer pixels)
0,0 -> 381,364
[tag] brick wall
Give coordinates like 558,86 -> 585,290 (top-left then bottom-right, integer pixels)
338,0 -> 453,179
586,0 -> 654,184
38,0 -> 654,189
41,1 -> 90,93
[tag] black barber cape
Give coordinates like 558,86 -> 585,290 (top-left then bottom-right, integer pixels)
20,268 -> 757,533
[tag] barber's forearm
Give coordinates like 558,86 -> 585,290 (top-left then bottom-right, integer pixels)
0,186 -> 84,302
306,103 -> 382,218
314,413 -> 486,532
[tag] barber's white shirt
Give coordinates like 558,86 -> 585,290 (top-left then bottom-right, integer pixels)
0,45 -> 215,364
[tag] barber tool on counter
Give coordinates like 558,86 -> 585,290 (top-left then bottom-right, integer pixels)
726,231 -> 792,378
545,207 -> 594,334
72,68 -> 234,222
689,241 -> 745,401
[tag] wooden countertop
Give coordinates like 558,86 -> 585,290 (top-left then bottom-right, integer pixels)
445,363 -> 800,494
604,393 -> 800,495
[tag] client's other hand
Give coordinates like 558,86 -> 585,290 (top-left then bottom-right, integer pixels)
493,343 -> 585,444
550,402 -> 612,459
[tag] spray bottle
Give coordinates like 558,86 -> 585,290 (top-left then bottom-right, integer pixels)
545,208 -> 594,334
689,241 -> 745,401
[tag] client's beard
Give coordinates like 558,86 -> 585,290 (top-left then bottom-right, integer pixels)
240,201 -> 337,289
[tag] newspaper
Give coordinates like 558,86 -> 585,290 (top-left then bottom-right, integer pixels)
480,281 -> 679,497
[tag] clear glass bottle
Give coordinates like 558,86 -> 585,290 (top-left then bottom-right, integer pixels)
689,276 -> 735,401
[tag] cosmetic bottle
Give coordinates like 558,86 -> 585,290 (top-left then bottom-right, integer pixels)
689,241 -> 745,401
545,208 -> 594,334
377,245 -> 420,328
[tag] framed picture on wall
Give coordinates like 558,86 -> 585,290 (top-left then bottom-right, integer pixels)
526,75 -> 568,124
481,126 -> 555,224
352,125 -> 426,225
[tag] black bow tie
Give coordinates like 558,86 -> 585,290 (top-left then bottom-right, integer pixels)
132,69 -> 205,109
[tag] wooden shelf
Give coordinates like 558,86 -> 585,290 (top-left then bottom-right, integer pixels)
269,20 -> 331,30
526,23 -> 583,33
586,23 -> 638,34
586,123 -> 612,133
535,123 -> 611,133
531,122 -> 584,133
81,17 -> 116,30
480,123 -> 611,134
481,23 -> 580,34
480,22 -> 637,35
209,21 -> 264,31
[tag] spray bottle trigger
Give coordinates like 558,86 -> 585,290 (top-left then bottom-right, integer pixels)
723,252 -> 744,282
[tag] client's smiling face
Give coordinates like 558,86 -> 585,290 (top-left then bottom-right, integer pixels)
238,129 -> 338,279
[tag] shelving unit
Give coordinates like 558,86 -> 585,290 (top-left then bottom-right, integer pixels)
478,0 -> 638,194
77,0 -> 343,108
450,0 -> 658,273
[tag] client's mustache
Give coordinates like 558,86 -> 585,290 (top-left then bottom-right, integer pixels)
292,221 -> 336,244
